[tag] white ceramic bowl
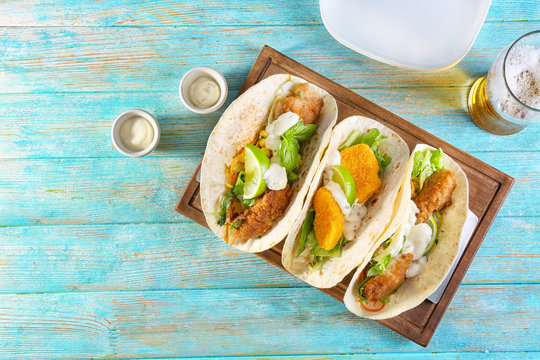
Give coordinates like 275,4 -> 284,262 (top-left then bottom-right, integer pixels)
111,109 -> 161,158
179,66 -> 228,114
320,0 -> 491,71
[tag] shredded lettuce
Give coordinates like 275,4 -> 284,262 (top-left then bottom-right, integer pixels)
296,207 -> 348,269
357,252 -> 393,301
411,148 -> 445,195
366,253 -> 392,278
307,233 -> 348,272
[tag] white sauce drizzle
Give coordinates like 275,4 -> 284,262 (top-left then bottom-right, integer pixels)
399,200 -> 435,278
326,149 -> 341,167
323,177 -> 366,241
265,111 -> 300,151
263,163 -> 288,190
407,223 -> 432,260
406,256 -> 427,278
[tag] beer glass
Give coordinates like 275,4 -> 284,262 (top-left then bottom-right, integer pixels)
467,30 -> 540,135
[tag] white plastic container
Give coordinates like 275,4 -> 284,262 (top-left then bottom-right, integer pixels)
320,0 -> 491,71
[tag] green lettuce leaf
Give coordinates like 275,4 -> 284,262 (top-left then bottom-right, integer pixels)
366,253 -> 392,278
307,232 -> 348,271
296,208 -> 315,257
411,148 -> 445,194
338,128 -> 392,175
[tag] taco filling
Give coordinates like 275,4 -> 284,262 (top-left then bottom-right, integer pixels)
216,82 -> 324,244
295,128 -> 392,271
357,148 -> 456,309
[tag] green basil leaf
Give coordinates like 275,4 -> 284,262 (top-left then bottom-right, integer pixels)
284,120 -> 317,143
279,137 -> 300,174
287,171 -> 299,183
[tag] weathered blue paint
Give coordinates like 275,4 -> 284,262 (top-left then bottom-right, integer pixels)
0,0 -> 538,358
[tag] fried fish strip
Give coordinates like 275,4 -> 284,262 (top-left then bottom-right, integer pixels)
274,83 -> 323,124
237,185 -> 293,240
362,253 -> 413,302
413,169 -> 456,224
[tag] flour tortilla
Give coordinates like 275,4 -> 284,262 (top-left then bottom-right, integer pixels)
281,116 -> 410,288
200,74 -> 338,252
343,144 -> 469,319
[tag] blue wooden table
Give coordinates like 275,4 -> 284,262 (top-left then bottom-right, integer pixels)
1,1 -> 539,358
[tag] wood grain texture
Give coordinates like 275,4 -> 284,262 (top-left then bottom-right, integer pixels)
1,152 -> 535,227
0,217 -> 536,294
0,285 -> 538,358
1,23 -> 538,94
0,90 -> 539,160
0,0 -> 537,26
0,0 -> 538,357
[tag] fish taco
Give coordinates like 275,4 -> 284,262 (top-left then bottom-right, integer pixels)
200,74 -> 338,252
343,144 -> 468,319
281,115 -> 410,288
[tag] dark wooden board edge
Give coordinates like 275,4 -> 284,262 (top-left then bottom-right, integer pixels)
175,45 -> 514,347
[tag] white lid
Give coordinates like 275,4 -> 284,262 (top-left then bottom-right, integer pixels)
320,0 -> 491,71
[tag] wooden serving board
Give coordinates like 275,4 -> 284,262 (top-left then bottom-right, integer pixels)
176,46 -> 514,346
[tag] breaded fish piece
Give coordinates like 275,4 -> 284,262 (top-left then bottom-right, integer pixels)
238,185 -> 292,240
413,169 -> 456,224
274,83 -> 323,124
362,253 -> 413,302
313,187 -> 344,251
340,144 -> 381,203
226,197 -> 244,224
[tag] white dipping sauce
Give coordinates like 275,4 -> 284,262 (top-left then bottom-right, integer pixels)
188,76 -> 221,108
119,116 -> 154,151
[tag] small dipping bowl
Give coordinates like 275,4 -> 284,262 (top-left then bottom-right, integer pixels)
111,109 -> 161,158
179,66 -> 228,114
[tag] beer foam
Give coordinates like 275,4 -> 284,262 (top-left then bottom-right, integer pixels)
488,44 -> 540,120
505,44 -> 540,109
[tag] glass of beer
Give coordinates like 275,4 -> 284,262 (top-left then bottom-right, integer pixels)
467,30 -> 540,135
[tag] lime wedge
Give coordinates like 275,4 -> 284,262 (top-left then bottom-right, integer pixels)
243,144 -> 271,199
332,165 -> 356,205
